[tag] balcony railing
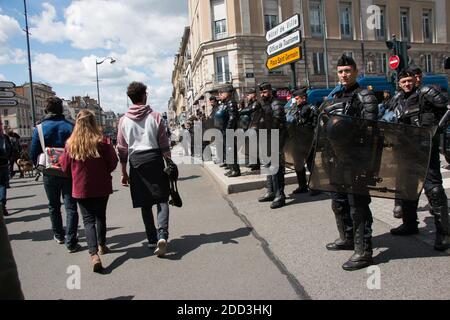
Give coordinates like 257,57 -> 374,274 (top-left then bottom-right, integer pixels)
213,72 -> 232,84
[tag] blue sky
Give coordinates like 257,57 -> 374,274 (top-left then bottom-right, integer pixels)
0,0 -> 188,113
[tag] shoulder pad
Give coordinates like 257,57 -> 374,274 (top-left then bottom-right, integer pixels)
420,86 -> 448,108
357,89 -> 378,104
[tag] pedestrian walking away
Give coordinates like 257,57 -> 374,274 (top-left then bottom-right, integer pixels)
30,97 -> 80,253
0,118 -> 12,217
62,109 -> 119,272
117,82 -> 172,257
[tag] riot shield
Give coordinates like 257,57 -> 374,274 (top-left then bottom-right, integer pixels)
309,114 -> 433,201
284,124 -> 315,171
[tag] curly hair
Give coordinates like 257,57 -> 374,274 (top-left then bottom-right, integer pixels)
127,82 -> 147,104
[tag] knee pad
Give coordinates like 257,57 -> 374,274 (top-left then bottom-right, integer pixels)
332,201 -> 349,216
426,186 -> 447,208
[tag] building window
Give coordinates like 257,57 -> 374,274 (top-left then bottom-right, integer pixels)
264,0 -> 279,32
340,2 -> 353,39
3,109 -> 7,116
422,10 -> 433,43
310,0 -> 323,37
211,0 -> 227,40
343,51 -> 353,59
4,120 -> 9,127
215,53 -> 230,83
313,52 -> 325,75
375,6 -> 386,40
400,8 -> 410,41
425,54 -> 433,73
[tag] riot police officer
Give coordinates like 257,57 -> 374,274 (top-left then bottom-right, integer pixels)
258,82 -> 287,209
288,87 -> 320,195
239,88 -> 263,170
323,55 -> 379,271
389,69 -> 449,251
218,84 -> 241,178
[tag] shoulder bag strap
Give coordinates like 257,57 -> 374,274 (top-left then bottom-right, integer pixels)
37,124 -> 46,151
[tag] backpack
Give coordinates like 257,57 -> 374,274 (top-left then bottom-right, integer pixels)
36,124 -> 68,177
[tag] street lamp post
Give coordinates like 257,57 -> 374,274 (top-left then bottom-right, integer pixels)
95,57 -> 116,107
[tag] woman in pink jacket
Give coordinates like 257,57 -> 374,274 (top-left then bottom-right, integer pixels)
62,110 -> 118,272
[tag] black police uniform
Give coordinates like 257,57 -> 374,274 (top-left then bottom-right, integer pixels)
220,89 -> 241,177
287,97 -> 319,192
239,91 -> 263,168
389,85 -> 449,251
258,92 -> 287,209
324,82 -> 379,271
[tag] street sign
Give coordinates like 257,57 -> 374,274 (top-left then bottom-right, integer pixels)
389,55 -> 400,70
0,81 -> 15,89
0,99 -> 18,106
0,91 -> 15,98
265,14 -> 300,42
266,30 -> 302,56
266,46 -> 302,71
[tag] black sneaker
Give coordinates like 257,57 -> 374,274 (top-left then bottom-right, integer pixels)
292,187 -> 308,194
67,243 -> 82,253
390,224 -> 419,236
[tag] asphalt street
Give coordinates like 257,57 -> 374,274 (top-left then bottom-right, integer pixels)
4,162 -> 450,300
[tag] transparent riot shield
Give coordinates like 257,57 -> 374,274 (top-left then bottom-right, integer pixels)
284,124 -> 315,171
309,114 -> 433,201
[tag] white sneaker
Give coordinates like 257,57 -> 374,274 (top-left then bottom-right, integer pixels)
154,239 -> 167,257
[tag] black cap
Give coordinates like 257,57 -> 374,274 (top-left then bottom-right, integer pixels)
218,83 -> 234,93
292,87 -> 308,97
245,88 -> 257,94
259,82 -> 272,91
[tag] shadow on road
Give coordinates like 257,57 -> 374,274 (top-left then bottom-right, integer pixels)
284,192 -> 331,207
164,227 -> 253,261
10,183 -> 43,189
100,227 -> 253,273
5,212 -> 48,224
9,204 -> 48,215
178,175 -> 201,182
372,227 -> 449,265
7,195 -> 36,201
106,296 -> 134,300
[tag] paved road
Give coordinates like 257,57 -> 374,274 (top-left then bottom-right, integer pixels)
5,166 -> 298,300
5,161 -> 450,300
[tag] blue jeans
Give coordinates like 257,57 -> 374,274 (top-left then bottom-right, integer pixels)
0,166 -> 9,208
43,175 -> 79,249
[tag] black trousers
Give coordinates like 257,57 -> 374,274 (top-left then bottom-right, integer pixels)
296,148 -> 315,188
331,192 -> 373,241
77,196 -> 109,255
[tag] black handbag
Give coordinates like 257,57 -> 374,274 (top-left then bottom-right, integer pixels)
164,157 -> 182,208
169,180 -> 183,208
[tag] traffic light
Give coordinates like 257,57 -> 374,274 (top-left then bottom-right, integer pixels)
386,36 -> 410,71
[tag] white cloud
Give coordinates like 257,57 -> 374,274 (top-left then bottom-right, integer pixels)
0,13 -> 21,42
0,73 -> 6,81
0,13 -> 27,65
27,0 -> 188,113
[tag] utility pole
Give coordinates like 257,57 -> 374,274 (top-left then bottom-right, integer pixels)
23,0 -> 36,127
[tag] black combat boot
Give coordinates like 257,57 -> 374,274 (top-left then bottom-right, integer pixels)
433,206 -> 449,252
342,212 -> 373,271
259,176 -> 275,203
271,168 -> 286,209
390,223 -> 419,236
426,187 -> 449,251
326,202 -> 354,251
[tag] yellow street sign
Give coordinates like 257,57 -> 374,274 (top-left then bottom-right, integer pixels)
266,46 -> 302,71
